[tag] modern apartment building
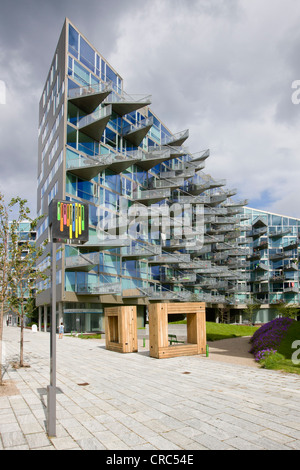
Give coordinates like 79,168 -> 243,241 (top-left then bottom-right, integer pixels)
36,18 -> 251,333
237,207 -> 300,324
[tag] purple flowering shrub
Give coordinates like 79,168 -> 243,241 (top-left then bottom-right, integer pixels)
249,317 -> 294,362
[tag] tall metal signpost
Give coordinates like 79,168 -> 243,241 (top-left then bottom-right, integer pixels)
47,199 -> 89,437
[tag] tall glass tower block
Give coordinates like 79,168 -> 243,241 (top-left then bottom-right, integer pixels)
36,19 -> 248,332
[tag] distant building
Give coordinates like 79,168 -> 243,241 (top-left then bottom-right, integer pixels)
235,207 -> 300,324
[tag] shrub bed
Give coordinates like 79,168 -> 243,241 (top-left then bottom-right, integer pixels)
249,317 -> 295,362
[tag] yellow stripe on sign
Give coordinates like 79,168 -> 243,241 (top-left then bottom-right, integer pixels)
78,204 -> 82,235
75,203 -> 78,238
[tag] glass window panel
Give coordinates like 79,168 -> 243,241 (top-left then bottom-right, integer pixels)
272,215 -> 282,226
74,60 -> 90,87
66,174 -> 77,196
68,24 -> 79,58
80,37 -> 95,73
106,65 -> 118,89
65,271 -> 76,291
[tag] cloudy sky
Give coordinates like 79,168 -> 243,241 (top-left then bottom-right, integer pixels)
0,0 -> 300,218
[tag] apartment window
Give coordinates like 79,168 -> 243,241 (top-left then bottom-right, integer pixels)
80,37 -> 95,73
68,24 -> 79,58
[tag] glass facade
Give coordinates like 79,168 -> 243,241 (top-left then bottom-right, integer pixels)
237,207 -> 300,322
36,19 -> 256,332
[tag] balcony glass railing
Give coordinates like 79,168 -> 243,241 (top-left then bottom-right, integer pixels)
161,129 -> 189,146
153,178 -> 184,189
133,188 -> 170,201
148,253 -> 191,264
68,82 -> 112,100
77,105 -> 112,129
121,244 -> 161,258
160,273 -> 196,283
122,116 -> 153,137
76,281 -> 122,295
104,91 -> 151,105
65,253 -> 99,269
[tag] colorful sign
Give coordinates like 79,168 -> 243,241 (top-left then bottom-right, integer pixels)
49,199 -> 89,243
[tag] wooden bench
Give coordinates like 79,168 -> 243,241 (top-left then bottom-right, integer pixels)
168,334 -> 185,345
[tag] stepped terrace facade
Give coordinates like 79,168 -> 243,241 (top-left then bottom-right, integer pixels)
236,207 -> 300,324
36,18 -> 250,332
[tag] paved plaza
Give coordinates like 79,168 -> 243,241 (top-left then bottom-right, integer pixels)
0,324 -> 300,451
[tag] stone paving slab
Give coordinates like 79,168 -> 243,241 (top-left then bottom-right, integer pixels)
0,325 -> 300,451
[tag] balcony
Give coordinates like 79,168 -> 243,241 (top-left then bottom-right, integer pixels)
283,285 -> 299,294
121,244 -> 161,260
269,250 -> 285,261
177,260 -> 212,270
269,229 -> 291,238
269,274 -> 285,282
189,149 -> 210,164
137,148 -> 173,171
225,188 -> 238,197
152,177 -> 185,190
160,273 -> 197,284
66,152 -> 111,180
254,239 -> 268,250
65,253 -> 99,272
163,238 -> 199,251
68,83 -> 112,113
142,287 -> 188,301
122,116 -> 153,147
209,193 -> 228,206
77,105 -> 112,141
283,240 -> 298,251
250,227 -> 268,238
104,92 -> 151,116
254,262 -> 269,271
76,236 -> 131,252
148,253 -> 191,265
283,262 -> 298,271
186,182 -> 211,195
223,199 -> 248,208
132,188 -> 170,205
107,151 -> 142,173
173,195 -> 210,205
161,129 -> 189,147
76,281 -> 122,295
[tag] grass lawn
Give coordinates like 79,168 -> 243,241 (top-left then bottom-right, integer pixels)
206,322 -> 259,341
169,319 -> 259,341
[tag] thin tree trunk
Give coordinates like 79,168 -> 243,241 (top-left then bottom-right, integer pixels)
0,300 -> 3,385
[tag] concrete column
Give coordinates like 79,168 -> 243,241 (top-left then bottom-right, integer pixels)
44,305 -> 47,332
38,306 -> 42,331
58,302 -> 63,326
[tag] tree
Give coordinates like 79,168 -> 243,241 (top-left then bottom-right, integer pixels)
0,193 -> 13,384
6,197 -> 48,368
274,302 -> 300,320
243,295 -> 261,325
